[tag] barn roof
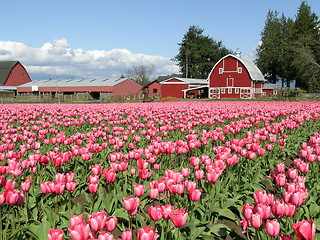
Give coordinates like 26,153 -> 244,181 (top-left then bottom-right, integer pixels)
210,54 -> 265,81
161,77 -> 208,85
263,84 -> 281,90
18,78 -> 131,88
0,61 -> 19,85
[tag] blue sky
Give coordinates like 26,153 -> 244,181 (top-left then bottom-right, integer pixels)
1,0 -> 319,80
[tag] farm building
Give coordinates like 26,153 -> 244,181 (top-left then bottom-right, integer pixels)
0,61 -> 31,97
263,84 -> 281,97
182,52 -> 268,99
17,78 -> 142,101
160,77 -> 208,98
206,52 -> 266,99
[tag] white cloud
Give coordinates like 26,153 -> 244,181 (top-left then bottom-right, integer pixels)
0,39 -> 180,80
247,41 -> 262,60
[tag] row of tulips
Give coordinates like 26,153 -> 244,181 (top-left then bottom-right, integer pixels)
0,102 -> 319,239
241,130 -> 320,239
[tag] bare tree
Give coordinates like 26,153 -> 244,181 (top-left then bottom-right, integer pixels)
126,64 -> 156,86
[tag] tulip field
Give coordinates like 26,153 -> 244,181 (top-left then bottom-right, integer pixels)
1,101 -> 320,240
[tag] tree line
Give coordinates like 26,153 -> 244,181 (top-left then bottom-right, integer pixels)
127,1 -> 319,92
256,1 -> 320,91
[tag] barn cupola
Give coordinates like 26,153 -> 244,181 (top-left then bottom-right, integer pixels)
235,50 -> 241,58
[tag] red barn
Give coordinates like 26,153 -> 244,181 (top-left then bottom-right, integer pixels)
207,53 -> 265,99
160,77 -> 207,98
0,61 -> 31,92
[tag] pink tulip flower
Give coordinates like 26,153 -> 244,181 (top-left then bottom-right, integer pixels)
292,219 -> 316,240
48,228 -> 64,240
266,219 -> 280,236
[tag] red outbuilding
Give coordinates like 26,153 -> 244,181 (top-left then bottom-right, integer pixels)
160,77 -> 208,98
207,53 -> 266,99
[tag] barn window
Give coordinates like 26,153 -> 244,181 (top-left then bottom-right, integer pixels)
238,67 -> 242,73
235,88 -> 239,94
221,88 -> 225,94
228,88 -> 232,94
219,68 -> 223,74
263,92 -> 266,96
153,89 -> 158,93
273,90 -> 277,95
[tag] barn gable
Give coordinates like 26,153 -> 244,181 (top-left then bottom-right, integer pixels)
0,61 -> 31,86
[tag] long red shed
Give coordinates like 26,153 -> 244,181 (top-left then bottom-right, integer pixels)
17,78 -> 142,100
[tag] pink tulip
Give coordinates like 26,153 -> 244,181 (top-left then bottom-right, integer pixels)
284,203 -> 296,217
169,208 -> 188,227
122,197 -> 140,216
292,219 -> 316,240
254,203 -> 271,219
149,188 -> 159,199
272,200 -> 285,218
249,213 -> 262,229
48,228 -> 64,240
276,163 -> 285,173
253,190 -> 267,204
91,164 -> 103,176
148,206 -> 163,222
266,219 -> 280,236
240,218 -> 248,233
87,210 -> 107,231
4,189 -> 24,206
98,231 -> 114,240
137,226 -> 159,240
275,173 -> 287,187
133,184 -> 145,197
242,204 -> 254,220
54,182 -> 65,195
66,181 -> 77,191
70,215 -> 84,228
286,168 -> 298,180
189,188 -> 202,202
161,204 -> 174,220
121,230 -> 132,240
68,222 -> 90,240
88,182 -> 98,193
105,216 -> 118,232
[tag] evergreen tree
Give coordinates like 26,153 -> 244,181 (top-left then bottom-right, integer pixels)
256,11 -> 282,84
174,25 -> 231,79
256,2 -> 320,91
292,1 -> 320,90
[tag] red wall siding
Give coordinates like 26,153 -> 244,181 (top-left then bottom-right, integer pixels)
209,57 -> 252,88
161,84 -> 188,98
263,89 -> 274,97
4,63 -> 31,86
147,82 -> 161,97
113,79 -> 142,99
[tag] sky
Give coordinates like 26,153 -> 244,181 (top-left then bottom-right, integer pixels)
1,0 -> 319,81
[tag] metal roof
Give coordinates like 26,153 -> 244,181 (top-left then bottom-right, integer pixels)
263,84 -> 281,90
161,77 -> 208,85
18,78 -> 130,88
0,61 -> 19,85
